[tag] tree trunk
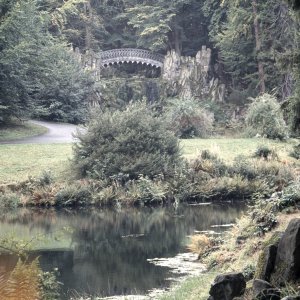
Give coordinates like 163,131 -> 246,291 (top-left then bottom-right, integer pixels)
173,25 -> 181,56
84,1 -> 92,51
252,0 -> 266,94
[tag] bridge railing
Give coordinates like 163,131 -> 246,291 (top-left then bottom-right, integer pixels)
99,48 -> 165,64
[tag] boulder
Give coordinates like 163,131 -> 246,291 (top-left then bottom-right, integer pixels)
253,279 -> 281,300
255,244 -> 278,281
208,272 -> 246,300
272,218 -> 300,284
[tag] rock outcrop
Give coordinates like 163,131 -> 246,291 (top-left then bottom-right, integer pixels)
271,218 -> 300,284
253,279 -> 281,300
208,272 -> 246,300
162,46 -> 225,102
207,219 -> 300,300
255,232 -> 282,281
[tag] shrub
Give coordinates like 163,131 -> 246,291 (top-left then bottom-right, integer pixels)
124,176 -> 168,205
253,145 -> 278,160
190,150 -> 228,178
36,170 -> 53,187
55,184 -> 92,206
242,264 -> 256,281
187,234 -> 212,255
165,98 -> 214,138
0,192 -> 20,208
231,155 -> 257,180
73,102 -> 182,180
39,269 -> 61,300
289,143 -> 300,159
245,93 -> 288,140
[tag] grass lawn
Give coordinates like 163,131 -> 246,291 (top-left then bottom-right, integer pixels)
0,143 -> 73,183
0,121 -> 48,142
0,137 -> 298,184
181,137 -> 297,161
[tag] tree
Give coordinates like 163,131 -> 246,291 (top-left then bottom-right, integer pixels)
0,0 -> 50,123
210,0 -> 297,101
32,44 -> 94,124
245,93 -> 288,139
0,0 -> 94,124
252,0 -> 265,93
123,0 -> 207,54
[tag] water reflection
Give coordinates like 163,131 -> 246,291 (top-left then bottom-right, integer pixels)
0,203 -> 246,298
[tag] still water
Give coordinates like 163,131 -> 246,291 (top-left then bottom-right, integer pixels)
0,203 -> 246,298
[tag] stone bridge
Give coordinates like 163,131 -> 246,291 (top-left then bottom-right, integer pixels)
99,48 -> 164,68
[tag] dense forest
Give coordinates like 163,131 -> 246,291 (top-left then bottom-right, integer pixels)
0,0 -> 300,133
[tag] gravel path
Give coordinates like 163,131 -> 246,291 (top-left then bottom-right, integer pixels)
0,120 -> 82,144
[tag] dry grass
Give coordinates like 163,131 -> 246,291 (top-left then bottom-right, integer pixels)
187,234 -> 212,255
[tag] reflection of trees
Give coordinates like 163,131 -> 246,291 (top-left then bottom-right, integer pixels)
0,204 -> 246,297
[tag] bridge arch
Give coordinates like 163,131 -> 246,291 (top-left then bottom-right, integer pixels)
99,48 -> 164,69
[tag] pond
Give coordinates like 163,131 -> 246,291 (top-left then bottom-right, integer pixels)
0,203 -> 246,299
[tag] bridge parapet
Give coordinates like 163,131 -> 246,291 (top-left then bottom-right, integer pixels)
99,48 -> 164,68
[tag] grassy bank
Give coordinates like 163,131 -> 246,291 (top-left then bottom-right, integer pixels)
160,198 -> 300,300
0,121 -> 48,142
0,137 -> 299,207
0,138 -> 297,184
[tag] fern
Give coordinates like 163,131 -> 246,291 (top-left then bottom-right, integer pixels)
0,259 -> 41,300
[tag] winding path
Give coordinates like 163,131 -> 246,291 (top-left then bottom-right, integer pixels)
0,120 -> 81,144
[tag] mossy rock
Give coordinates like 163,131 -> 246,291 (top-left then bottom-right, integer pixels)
263,231 -> 282,248
255,232 -> 282,281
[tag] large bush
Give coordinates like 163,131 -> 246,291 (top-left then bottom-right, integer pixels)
73,102 -> 182,180
165,98 -> 214,138
245,93 -> 288,140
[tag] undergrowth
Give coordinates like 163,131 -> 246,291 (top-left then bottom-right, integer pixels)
0,146 -> 298,207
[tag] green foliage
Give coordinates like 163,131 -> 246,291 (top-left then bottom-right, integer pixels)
73,102 -> 182,180
245,94 -> 288,140
124,3 -> 176,51
32,43 -> 94,124
100,77 -> 162,111
289,143 -> 300,159
0,0 -> 95,125
0,0 -> 49,123
0,192 -> 20,208
231,155 -> 258,180
36,170 -> 54,187
165,98 -> 214,138
39,269 -> 61,300
55,183 -> 92,206
242,264 -> 256,281
250,199 -> 278,235
280,181 -> 300,207
125,175 -> 168,205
